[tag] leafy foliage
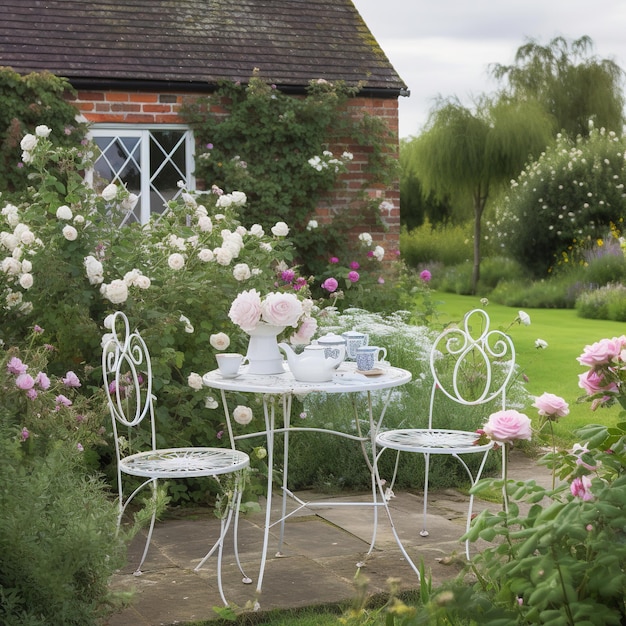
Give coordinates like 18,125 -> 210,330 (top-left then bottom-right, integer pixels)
0,68 -> 86,194
180,72 -> 398,280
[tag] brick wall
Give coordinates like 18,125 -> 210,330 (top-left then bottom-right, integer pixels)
71,89 -> 401,255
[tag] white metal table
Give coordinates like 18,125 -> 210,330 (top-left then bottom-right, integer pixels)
202,362 -> 411,600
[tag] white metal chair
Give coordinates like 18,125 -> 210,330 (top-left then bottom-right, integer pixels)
375,308 -> 516,573
102,311 -> 250,605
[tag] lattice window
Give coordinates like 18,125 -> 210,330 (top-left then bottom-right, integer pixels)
86,125 -> 195,225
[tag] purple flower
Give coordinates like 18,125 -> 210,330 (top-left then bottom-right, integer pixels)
20,427 -> 29,441
349,261 -> 360,270
329,257 -> 339,264
35,372 -> 50,390
420,269 -> 432,282
377,276 -> 385,284
26,389 -> 38,400
321,277 -> 338,293
7,357 -> 28,375
76,414 -> 86,423
293,277 -> 307,291
348,271 -> 360,283
33,325 -> 44,334
216,430 -> 224,440
55,394 -> 72,409
77,443 -> 84,452
206,143 -> 213,149
281,269 -> 296,283
62,371 -> 81,388
570,475 -> 594,501
16,373 -> 35,390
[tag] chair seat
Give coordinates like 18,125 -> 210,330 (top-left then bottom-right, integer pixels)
376,428 -> 495,455
120,447 -> 250,478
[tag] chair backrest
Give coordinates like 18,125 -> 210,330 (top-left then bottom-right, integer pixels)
102,311 -> 157,455
428,308 -> 516,427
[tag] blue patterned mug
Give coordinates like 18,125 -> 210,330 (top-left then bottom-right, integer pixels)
355,346 -> 387,371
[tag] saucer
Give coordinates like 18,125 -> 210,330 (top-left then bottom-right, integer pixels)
355,368 -> 384,377
219,372 -> 241,379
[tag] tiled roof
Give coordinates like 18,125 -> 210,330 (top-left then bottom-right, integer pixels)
0,0 -> 407,94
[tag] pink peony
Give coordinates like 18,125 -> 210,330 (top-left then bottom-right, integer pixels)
7,357 -> 28,375
577,336 -> 626,367
62,370 -> 81,388
35,372 -> 50,390
290,316 -> 318,346
578,370 -> 618,396
482,409 -> 532,444
321,277 -> 338,293
348,270 -> 360,283
261,292 -> 303,327
533,392 -> 569,419
15,373 -> 35,390
420,269 -> 432,282
570,475 -> 594,501
229,289 -> 262,332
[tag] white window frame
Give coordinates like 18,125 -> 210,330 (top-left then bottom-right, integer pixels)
86,124 -> 196,224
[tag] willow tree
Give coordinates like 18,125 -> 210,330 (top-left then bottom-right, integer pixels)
490,36 -> 625,138
408,97 -> 553,293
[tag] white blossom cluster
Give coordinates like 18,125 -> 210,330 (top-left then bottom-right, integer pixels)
307,150 -> 353,173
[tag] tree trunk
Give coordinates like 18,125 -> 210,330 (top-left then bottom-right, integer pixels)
471,192 -> 487,295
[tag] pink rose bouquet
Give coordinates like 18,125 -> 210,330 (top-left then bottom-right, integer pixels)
228,289 -> 317,345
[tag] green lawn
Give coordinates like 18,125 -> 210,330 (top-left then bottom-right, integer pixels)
432,291 -> 625,446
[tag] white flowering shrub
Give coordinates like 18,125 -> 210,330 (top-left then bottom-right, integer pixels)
0,129 -> 312,504
494,126 -> 626,276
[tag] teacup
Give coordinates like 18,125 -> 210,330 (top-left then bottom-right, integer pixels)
342,330 -> 369,360
216,353 -> 245,378
355,346 -> 387,371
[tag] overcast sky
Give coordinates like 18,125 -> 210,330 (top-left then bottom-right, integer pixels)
352,0 -> 626,138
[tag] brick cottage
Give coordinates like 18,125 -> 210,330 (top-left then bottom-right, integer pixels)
0,0 -> 408,251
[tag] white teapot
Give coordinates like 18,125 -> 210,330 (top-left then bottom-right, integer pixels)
278,341 -> 345,382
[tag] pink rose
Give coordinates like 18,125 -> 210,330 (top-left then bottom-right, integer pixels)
420,269 -> 431,282
7,357 -> 28,375
322,277 -> 338,293
290,316 -> 318,346
62,370 -> 81,388
261,292 -> 303,327
578,370 -> 618,396
570,475 -> 593,501
577,337 -> 625,367
229,289 -> 262,332
35,372 -> 50,390
348,271 -> 360,283
482,409 -> 532,444
532,392 -> 569,418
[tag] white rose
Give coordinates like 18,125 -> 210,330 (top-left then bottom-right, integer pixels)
1,232 -> 18,251
19,229 -> 35,245
123,269 -> 141,286
210,332 -> 231,350
57,204 -> 72,220
1,257 -> 20,275
260,242 -> 272,252
103,314 -> 115,329
518,311 -> 531,326
198,248 -> 214,262
35,125 -> 52,138
73,215 -> 85,224
233,405 -> 253,425
306,220 -> 318,231
179,314 -> 194,333
204,396 -> 219,410
104,279 -> 128,304
84,255 -> 104,284
271,221 -> 289,237
214,247 -> 233,266
233,263 -> 251,281
62,225 -> 78,241
181,192 -> 197,207
168,253 -> 185,270
197,216 -> 213,232
122,193 -> 139,211
358,232 -> 373,245
134,275 -> 151,289
101,183 -> 118,201
20,134 -> 37,152
249,224 -> 264,237
195,205 -> 208,218
216,194 -> 233,208
21,259 -> 32,273
231,191 -> 247,206
187,372 -> 203,391
101,332 -> 114,350
19,273 -> 33,289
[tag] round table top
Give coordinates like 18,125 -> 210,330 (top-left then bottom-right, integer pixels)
202,361 -> 412,394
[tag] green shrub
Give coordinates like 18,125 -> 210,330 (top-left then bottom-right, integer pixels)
584,250 -> 626,286
577,283 -> 626,321
477,256 -> 529,291
400,221 -> 472,268
490,273 -> 586,308
496,127 -> 626,276
433,262 -> 474,295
